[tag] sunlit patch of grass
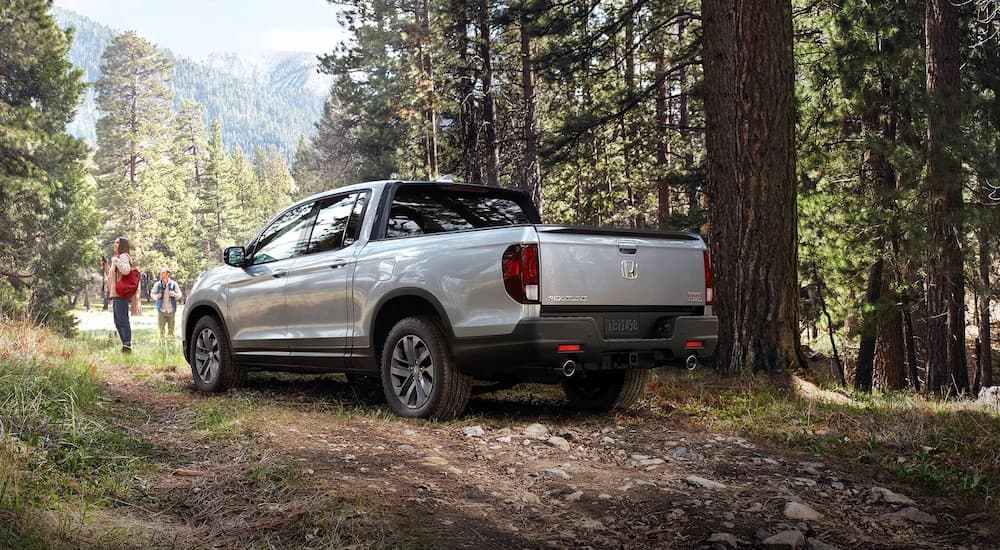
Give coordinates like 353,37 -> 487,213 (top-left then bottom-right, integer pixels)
649,369 -> 1000,509
0,321 -> 163,547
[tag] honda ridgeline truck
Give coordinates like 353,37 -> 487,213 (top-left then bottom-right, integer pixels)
182,180 -> 718,419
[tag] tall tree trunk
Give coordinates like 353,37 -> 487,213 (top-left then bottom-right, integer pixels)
419,0 -> 438,179
655,43 -> 672,225
458,9 -> 482,185
855,258 -> 882,391
731,0 -> 804,372
519,13 -> 541,213
979,227 -> 993,388
876,278 -> 907,389
925,0 -> 967,394
701,0 -> 738,372
677,21 -> 695,214
624,0 -> 638,227
479,0 -> 499,187
655,41 -> 673,227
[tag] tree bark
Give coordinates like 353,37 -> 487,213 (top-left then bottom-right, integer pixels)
655,43 -> 672,225
701,0 -> 738,371
731,0 -> 805,372
924,0 -> 967,394
519,12 -> 541,213
979,227 -> 993,388
419,0 -> 438,179
876,277 -> 907,390
479,0 -> 499,187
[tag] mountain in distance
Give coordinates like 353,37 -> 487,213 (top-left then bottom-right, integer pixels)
54,8 -> 335,158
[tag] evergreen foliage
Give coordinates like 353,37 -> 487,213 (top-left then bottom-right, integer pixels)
0,0 -> 98,333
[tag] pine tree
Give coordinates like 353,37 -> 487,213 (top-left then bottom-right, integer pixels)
0,0 -> 98,332
93,30 -> 174,251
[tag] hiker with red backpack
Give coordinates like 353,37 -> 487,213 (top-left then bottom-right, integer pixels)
102,236 -> 139,353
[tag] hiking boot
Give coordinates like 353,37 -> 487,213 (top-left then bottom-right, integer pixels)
122,345 -> 132,353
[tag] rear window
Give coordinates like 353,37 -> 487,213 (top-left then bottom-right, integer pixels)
384,186 -> 534,238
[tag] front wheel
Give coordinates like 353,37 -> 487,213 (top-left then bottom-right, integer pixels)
189,316 -> 243,392
380,316 -> 471,419
562,368 -> 650,411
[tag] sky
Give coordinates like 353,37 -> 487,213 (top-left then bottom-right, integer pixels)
54,0 -> 350,57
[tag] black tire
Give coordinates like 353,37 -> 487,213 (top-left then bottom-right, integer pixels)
189,316 -> 242,392
562,368 -> 650,411
346,372 -> 386,404
380,316 -> 471,419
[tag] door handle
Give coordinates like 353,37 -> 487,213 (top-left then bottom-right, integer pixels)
330,260 -> 350,269
272,270 -> 287,278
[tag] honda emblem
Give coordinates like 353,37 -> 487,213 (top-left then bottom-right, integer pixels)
622,260 -> 638,280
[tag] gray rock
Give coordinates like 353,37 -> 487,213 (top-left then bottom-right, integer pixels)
579,518 -> 605,530
762,530 -> 805,549
639,458 -> 665,466
745,502 -> 764,513
536,468 -> 572,480
671,447 -> 705,460
631,454 -> 652,461
598,493 -> 612,499
830,482 -> 845,491
523,423 -> 550,439
566,491 -> 583,502
686,475 -> 727,489
709,533 -> 738,548
806,538 -> 840,550
521,491 -> 541,505
600,436 -> 616,445
496,435 -> 512,443
784,501 -> 823,520
870,486 -> 915,505
547,436 -> 571,451
883,507 -> 937,524
462,425 -> 485,438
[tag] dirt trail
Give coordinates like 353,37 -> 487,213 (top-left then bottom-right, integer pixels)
95,363 -> 997,549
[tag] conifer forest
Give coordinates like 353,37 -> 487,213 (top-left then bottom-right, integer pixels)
2,0 -> 1000,394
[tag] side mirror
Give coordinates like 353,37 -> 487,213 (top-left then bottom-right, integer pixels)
224,246 -> 246,267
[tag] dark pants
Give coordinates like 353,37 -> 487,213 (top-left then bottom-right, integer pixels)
113,297 -> 131,347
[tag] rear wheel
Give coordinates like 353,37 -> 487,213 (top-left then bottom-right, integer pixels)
380,316 -> 471,419
562,368 -> 650,411
190,316 -> 243,392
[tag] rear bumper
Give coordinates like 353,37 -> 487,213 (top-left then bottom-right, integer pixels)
452,315 -> 718,378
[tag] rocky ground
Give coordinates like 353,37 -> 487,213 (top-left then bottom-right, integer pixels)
94,363 -> 998,549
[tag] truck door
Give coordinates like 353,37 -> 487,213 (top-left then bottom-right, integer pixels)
284,191 -> 369,369
226,201 -> 317,364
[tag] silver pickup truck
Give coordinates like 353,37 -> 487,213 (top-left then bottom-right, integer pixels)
182,180 -> 717,419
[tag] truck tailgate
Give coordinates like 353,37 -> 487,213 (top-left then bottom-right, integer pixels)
535,226 -> 707,307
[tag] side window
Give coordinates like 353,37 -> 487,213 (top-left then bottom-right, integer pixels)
383,186 -> 531,239
344,192 -> 369,246
307,193 -> 358,254
250,202 -> 317,265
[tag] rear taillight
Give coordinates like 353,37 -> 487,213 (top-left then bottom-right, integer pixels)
703,250 -> 714,306
502,244 -> 540,304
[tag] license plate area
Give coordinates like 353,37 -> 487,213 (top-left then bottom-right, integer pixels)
605,316 -> 640,338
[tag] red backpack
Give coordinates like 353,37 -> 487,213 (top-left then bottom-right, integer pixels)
116,267 -> 141,299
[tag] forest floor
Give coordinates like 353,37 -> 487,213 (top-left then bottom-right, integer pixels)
75,355 -> 998,549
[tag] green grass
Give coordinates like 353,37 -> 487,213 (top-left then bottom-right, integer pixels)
2,320 -> 417,548
649,369 -> 1000,509
0,323 -> 162,548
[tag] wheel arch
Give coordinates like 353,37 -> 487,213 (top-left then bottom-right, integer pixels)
369,289 -> 454,365
183,302 -> 231,364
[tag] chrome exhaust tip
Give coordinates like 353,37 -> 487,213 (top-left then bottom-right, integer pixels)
685,354 -> 699,371
562,359 -> 577,377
